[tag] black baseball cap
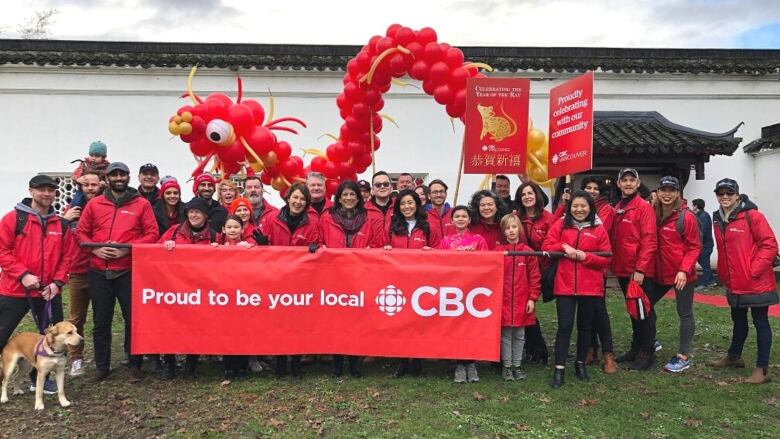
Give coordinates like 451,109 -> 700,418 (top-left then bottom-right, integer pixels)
139,163 -> 159,174
618,168 -> 639,179
714,178 -> 739,194
106,162 -> 130,175
29,174 -> 57,189
357,180 -> 371,190
658,176 -> 680,191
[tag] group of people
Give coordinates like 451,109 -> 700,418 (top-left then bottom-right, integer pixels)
0,140 -> 777,396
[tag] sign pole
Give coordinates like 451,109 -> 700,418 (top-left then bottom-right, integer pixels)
454,135 -> 466,205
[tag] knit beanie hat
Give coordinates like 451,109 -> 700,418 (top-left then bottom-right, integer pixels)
192,173 -> 217,195
89,141 -> 107,157
229,197 -> 253,216
160,177 -> 181,194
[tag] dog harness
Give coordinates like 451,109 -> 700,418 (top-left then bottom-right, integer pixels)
34,337 -> 66,362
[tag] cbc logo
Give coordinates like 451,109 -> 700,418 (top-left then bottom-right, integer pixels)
376,285 -> 493,319
376,285 -> 406,316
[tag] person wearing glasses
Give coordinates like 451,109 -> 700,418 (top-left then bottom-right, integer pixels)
426,179 -> 454,237
366,171 -> 395,229
708,178 -> 778,384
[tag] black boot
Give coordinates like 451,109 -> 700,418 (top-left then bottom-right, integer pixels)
630,352 -> 655,371
616,346 -> 639,364
394,359 -> 409,378
348,356 -> 362,378
550,367 -> 565,388
161,355 -> 176,381
574,361 -> 590,381
290,356 -> 303,379
183,355 -> 198,379
275,356 -> 288,378
410,359 -> 422,376
331,355 -> 344,377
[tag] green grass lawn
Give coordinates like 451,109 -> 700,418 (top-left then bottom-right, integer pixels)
1,284 -> 778,438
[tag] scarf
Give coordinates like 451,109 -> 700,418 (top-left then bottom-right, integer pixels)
331,207 -> 367,247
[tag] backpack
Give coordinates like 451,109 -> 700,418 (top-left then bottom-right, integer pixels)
15,211 -> 69,237
744,210 -> 780,268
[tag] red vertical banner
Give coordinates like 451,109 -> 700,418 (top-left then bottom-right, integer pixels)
463,78 -> 530,174
548,71 -> 594,178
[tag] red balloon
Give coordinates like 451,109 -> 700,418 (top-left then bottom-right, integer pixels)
242,100 -> 265,126
265,165 -> 280,177
362,89 -> 381,107
221,161 -> 241,178
429,61 -> 451,85
279,158 -> 301,177
396,27 -> 415,46
340,124 -> 358,142
355,153 -> 372,168
440,43 -> 451,52
433,84 -> 454,105
417,27 -> 438,45
388,53 -> 407,77
344,81 -> 363,103
355,51 -> 372,72
449,67 -> 470,89
406,41 -> 425,59
228,103 -> 255,135
386,23 -> 402,38
205,93 -> 233,107
189,103 -> 210,120
475,73 -> 488,79
326,143 -> 349,162
275,141 -> 292,161
177,105 -> 194,117
375,36 -> 396,54
190,139 -> 212,156
311,156 -> 328,173
323,161 -> 339,179
216,140 -> 246,165
422,79 -> 436,96
325,178 -> 339,195
204,100 -> 227,120
245,127 -> 276,155
347,59 -> 360,78
260,171 -> 272,185
410,59 -> 430,81
372,97 -> 385,112
358,132 -> 381,150
366,36 -> 382,55
190,116 -> 206,136
445,48 -> 465,69
352,102 -> 370,119
446,100 -> 464,118
371,113 -> 383,133
336,93 -> 350,112
347,141 -> 365,156
455,87 -> 467,107
424,42 -> 444,63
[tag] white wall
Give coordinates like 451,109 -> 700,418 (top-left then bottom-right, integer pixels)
1,64 -> 778,226
753,149 -> 780,235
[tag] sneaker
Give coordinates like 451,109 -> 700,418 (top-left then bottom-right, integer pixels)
654,340 -> 663,352
513,367 -> 527,380
70,359 -> 85,377
664,355 -> 691,373
696,284 -> 710,292
30,378 -> 58,395
454,365 -> 467,383
502,366 -> 514,381
466,363 -> 479,383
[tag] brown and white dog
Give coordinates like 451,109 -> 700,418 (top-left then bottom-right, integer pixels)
1,321 -> 83,410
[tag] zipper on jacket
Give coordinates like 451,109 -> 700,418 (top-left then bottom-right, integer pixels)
574,229 -> 582,295
511,244 -> 516,326
39,215 -> 46,289
105,203 -> 120,270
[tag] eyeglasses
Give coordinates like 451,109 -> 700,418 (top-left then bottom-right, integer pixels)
716,191 -> 736,197
430,190 -> 446,195
373,182 -> 391,188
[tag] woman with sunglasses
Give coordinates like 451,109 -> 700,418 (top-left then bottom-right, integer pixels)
708,178 -> 778,384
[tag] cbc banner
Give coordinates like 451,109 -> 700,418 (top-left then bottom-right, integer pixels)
131,245 -> 503,361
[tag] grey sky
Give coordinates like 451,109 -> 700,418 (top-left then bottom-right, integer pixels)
2,0 -> 779,48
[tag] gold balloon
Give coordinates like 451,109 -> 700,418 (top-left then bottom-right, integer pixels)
173,115 -> 182,124
180,111 -> 193,123
528,129 -> 546,150
168,121 -> 179,135
263,151 -> 278,168
178,122 -> 192,135
271,176 -> 287,191
250,161 -> 265,172
532,145 -> 548,163
528,165 -> 547,184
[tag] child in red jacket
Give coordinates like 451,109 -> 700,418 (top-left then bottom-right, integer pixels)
70,141 -> 110,207
496,214 -> 541,381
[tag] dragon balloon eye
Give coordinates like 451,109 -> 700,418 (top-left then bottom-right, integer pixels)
206,119 -> 233,145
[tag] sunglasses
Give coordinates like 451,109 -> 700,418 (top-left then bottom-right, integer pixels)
716,191 -> 736,197
373,182 -> 391,188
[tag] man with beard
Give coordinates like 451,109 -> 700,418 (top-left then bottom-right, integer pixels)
190,173 -> 228,232
306,172 -> 332,217
76,162 -> 159,381
137,163 -> 160,204
61,171 -> 103,376
0,174 -> 75,395
244,176 -> 278,226
495,175 -> 512,206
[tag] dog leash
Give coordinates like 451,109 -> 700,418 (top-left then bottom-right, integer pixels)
24,286 -> 53,334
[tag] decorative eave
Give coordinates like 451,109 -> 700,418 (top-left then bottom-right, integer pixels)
594,111 -> 742,157
743,122 -> 780,154
1,39 -> 780,75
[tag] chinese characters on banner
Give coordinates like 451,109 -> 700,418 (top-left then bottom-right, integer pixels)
464,78 -> 530,174
548,71 -> 594,178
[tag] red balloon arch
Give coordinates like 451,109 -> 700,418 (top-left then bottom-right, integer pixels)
168,24 -> 493,197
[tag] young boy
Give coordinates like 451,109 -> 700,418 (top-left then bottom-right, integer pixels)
71,141 -> 110,207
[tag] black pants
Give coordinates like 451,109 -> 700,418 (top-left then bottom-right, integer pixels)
524,319 -> 549,360
554,295 -> 599,365
0,294 -> 64,382
729,306 -> 772,368
224,355 -> 249,372
89,270 -> 141,372
618,277 -> 668,355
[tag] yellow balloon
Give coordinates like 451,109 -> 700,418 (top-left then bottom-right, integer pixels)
250,161 -> 265,172
528,129 -> 546,150
180,111 -> 193,123
532,145 -> 548,163
168,121 -> 179,135
178,122 -> 192,135
271,176 -> 287,191
528,165 -> 547,184
173,115 -> 182,124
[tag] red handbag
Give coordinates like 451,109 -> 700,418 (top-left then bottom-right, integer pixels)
625,280 -> 651,321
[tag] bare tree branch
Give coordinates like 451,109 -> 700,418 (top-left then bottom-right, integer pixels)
17,8 -> 59,39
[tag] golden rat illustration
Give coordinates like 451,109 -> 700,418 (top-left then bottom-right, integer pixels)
477,103 -> 517,142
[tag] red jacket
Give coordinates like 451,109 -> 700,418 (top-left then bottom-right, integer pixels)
554,197 -> 615,241
261,211 -> 320,246
653,207 -> 701,286
252,199 -> 279,227
611,194 -> 657,277
0,201 -> 75,299
542,218 -> 612,297
521,209 -> 556,251
75,189 -> 159,272
158,222 -> 215,245
713,199 -> 779,296
365,197 -> 394,230
497,242 -> 541,327
318,208 -> 386,248
387,222 -> 442,249
469,220 -> 504,250
308,198 -> 333,218
427,206 -> 455,237
64,204 -> 90,275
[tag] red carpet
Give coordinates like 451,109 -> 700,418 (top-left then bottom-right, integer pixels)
664,290 -> 780,317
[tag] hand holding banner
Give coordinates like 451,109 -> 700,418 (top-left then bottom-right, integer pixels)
131,245 -> 503,361
548,71 -> 594,178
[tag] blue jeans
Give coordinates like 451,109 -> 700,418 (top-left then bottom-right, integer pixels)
698,246 -> 714,286
728,306 -> 772,368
